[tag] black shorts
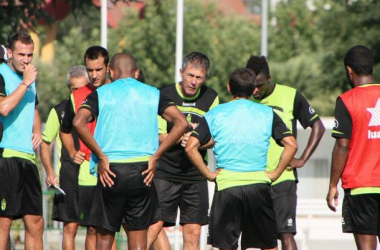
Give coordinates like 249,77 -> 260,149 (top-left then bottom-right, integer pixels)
208,183 -> 277,250
154,178 -> 209,227
271,180 -> 297,235
88,162 -> 159,232
342,190 -> 380,235
0,157 -> 42,219
52,189 -> 79,223
78,185 -> 96,226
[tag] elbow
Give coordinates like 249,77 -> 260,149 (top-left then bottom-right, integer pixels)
289,137 -> 298,154
184,145 -> 193,159
0,106 -> 10,116
178,116 -> 188,134
72,116 -> 83,131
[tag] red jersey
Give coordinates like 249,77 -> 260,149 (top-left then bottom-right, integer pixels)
340,84 -> 380,188
72,84 -> 96,161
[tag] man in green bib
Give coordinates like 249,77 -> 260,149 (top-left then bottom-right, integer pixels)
246,55 -> 325,250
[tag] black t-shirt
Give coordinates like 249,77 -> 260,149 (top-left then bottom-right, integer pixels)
192,111 -> 292,146
60,96 -> 76,133
155,83 -> 219,183
53,99 -> 80,189
292,91 -> 319,138
331,97 -> 352,139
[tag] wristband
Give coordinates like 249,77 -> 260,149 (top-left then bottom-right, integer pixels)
21,82 -> 29,88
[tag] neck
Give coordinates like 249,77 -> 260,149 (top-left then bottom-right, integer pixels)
354,75 -> 375,87
231,96 -> 250,100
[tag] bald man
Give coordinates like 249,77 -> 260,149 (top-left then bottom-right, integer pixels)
72,53 -> 188,250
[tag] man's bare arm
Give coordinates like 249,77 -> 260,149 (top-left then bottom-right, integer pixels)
267,136 -> 298,182
326,138 -> 350,212
142,105 -> 187,185
185,136 -> 217,181
289,119 -> 325,169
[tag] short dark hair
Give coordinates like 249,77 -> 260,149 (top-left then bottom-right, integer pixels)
246,55 -> 270,79
8,30 -> 33,51
137,68 -> 145,83
84,46 -> 109,66
229,68 -> 256,98
182,52 -> 211,76
344,45 -> 373,76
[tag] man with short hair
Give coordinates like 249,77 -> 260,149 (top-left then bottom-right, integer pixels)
246,55 -> 325,250
73,52 -> 188,250
60,46 -> 111,250
327,45 -> 380,250
0,30 -> 43,250
148,52 -> 219,250
41,65 -> 90,250
185,68 -> 297,250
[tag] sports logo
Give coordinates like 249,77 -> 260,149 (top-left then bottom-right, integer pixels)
334,119 -> 339,129
1,199 -> 6,211
309,106 -> 315,114
287,218 -> 293,227
367,98 -> 380,126
79,210 -> 84,221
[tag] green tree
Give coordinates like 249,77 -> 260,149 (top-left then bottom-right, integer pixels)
109,0 -> 260,103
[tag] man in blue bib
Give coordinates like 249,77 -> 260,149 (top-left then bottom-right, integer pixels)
73,53 -> 188,250
186,68 -> 298,250
0,30 -> 43,250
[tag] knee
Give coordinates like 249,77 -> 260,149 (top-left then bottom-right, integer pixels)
87,226 -> 97,236
63,223 -> 78,237
183,228 -> 201,245
31,217 -> 44,234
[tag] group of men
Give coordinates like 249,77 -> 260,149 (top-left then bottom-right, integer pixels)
0,29 -> 379,250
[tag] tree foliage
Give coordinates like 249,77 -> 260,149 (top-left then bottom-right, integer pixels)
7,0 -> 380,120
268,0 -> 380,116
108,0 -> 260,103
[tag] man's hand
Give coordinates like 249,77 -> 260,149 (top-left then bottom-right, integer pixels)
206,168 -> 222,182
98,156 -> 115,187
181,122 -> 198,147
23,64 -> 37,86
326,186 -> 339,212
45,172 -> 58,187
72,151 -> 86,165
181,132 -> 192,147
288,157 -> 306,170
32,132 -> 42,149
142,156 -> 158,186
266,171 -> 278,183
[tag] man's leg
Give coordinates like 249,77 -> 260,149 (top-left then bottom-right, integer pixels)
182,223 -> 201,250
147,221 -> 164,249
86,226 -> 97,250
279,233 -> 297,250
152,228 -> 170,250
62,222 -> 79,250
0,217 -> 12,250
354,234 -> 377,250
127,229 -> 148,250
96,227 -> 115,250
23,214 -> 44,250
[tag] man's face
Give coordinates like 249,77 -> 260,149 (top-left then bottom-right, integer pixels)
9,41 -> 34,74
253,72 -> 271,100
179,63 -> 206,97
69,76 -> 89,92
85,56 -> 108,88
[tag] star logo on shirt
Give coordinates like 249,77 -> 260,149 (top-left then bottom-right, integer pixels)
367,98 -> 380,126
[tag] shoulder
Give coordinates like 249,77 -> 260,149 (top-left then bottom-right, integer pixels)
160,83 -> 176,93
200,85 -> 218,98
274,84 -> 297,94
